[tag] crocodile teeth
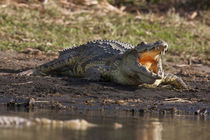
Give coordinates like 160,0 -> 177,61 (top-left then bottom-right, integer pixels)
161,50 -> 165,55
163,48 -> 167,55
154,55 -> 160,60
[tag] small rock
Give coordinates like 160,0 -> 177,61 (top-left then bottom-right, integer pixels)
195,108 -> 207,116
113,123 -> 123,129
29,98 -> 36,109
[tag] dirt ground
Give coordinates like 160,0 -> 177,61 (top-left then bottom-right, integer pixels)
0,50 -> 209,115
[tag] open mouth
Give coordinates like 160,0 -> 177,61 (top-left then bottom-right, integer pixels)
138,46 -> 167,74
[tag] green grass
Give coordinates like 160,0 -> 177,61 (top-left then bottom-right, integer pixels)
0,2 -> 209,61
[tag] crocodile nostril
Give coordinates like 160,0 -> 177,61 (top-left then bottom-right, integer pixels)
163,44 -> 168,48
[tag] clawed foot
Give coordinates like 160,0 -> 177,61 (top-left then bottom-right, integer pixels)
174,77 -> 188,89
163,73 -> 188,90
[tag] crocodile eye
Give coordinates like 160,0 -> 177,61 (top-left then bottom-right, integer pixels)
140,42 -> 145,46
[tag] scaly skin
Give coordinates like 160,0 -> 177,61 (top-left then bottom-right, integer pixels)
20,40 -> 187,89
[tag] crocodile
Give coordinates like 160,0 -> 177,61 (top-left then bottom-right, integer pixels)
0,116 -> 96,130
20,40 -> 187,89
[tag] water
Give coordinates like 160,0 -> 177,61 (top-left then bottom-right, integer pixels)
0,109 -> 209,140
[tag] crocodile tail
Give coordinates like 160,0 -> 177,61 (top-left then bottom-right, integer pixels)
38,56 -> 75,74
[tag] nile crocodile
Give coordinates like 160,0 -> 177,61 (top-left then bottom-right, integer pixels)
21,40 -> 187,89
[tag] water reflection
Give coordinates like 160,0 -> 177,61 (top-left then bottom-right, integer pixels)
0,110 -> 209,140
136,121 -> 163,140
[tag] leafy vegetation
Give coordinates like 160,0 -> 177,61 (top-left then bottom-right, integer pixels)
0,1 -> 209,62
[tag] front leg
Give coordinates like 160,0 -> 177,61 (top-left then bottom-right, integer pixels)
18,69 -> 40,76
161,73 -> 188,89
84,66 -> 110,81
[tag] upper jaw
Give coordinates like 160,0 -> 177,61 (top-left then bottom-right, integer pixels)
160,44 -> 168,55
138,40 -> 168,53
148,41 -> 168,54
137,41 -> 168,79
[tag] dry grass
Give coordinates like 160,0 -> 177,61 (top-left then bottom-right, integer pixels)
0,0 -> 209,64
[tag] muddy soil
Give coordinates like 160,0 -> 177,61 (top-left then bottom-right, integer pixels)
0,50 -> 209,115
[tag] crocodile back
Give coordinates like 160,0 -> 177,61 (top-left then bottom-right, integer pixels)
39,40 -> 135,75
59,40 -> 134,57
